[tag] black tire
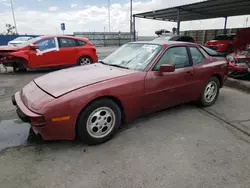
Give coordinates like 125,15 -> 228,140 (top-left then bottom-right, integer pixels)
199,76 -> 220,107
76,99 -> 121,145
77,56 -> 93,66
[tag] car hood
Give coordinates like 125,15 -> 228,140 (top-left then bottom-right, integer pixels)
34,63 -> 136,98
0,45 -> 20,52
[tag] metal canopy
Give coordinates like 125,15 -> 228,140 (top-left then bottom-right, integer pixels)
133,0 -> 250,22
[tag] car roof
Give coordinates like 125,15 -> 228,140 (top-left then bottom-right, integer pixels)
130,40 -> 198,46
39,35 -> 87,41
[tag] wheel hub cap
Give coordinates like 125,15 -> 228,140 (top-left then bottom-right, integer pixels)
204,81 -> 217,103
86,107 -> 115,138
80,58 -> 90,65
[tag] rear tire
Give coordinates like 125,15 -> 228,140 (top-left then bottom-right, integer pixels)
77,99 -> 121,145
77,56 -> 93,66
199,76 -> 220,107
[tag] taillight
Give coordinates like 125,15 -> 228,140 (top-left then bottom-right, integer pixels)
30,116 -> 46,127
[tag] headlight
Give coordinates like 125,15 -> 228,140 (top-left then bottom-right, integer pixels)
226,54 -> 234,62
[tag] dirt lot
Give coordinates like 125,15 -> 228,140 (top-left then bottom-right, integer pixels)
0,46 -> 249,188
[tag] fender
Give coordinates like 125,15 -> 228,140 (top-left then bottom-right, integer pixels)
8,51 -> 29,62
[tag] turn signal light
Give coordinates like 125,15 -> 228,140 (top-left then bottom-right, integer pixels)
30,116 -> 46,127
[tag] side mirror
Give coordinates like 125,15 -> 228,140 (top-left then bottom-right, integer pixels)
29,44 -> 39,50
160,64 -> 175,74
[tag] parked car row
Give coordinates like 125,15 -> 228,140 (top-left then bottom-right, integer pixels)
0,35 -> 98,71
11,39 -> 229,145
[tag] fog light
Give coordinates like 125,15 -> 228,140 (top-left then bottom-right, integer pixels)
30,116 -> 46,127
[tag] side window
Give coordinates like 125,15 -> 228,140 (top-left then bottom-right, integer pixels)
153,47 -> 190,71
58,38 -> 77,48
35,38 -> 56,51
75,40 -> 86,46
189,47 -> 205,65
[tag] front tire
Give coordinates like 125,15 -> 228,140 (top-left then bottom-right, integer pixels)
77,56 -> 93,66
77,99 -> 121,145
199,76 -> 220,107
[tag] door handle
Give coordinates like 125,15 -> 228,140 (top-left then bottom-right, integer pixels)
185,71 -> 193,76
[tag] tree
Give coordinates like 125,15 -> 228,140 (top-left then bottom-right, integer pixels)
1,24 -> 18,35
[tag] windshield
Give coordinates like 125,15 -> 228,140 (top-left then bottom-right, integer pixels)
102,43 -> 162,71
15,36 -> 42,47
13,37 -> 32,41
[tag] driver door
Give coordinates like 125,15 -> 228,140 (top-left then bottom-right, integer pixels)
28,37 -> 59,68
144,46 -> 196,113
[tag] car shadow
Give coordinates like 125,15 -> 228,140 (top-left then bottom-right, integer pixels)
24,104 -> 194,150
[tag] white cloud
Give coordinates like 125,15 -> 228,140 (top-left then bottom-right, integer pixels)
71,4 -> 78,8
1,0 -> 11,6
0,0 -> 249,36
48,6 -> 58,12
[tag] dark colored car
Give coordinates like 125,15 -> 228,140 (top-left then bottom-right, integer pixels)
153,35 -> 196,43
0,35 -> 98,71
13,41 -> 228,145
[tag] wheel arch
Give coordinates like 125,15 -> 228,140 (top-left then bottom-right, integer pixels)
12,56 -> 29,69
75,95 -> 126,137
77,55 -> 93,64
211,73 -> 222,87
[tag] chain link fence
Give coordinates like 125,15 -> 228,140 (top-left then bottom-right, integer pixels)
74,32 -> 138,46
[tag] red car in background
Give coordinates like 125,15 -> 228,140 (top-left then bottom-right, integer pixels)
0,35 -> 98,71
13,41 -> 228,145
205,34 -> 236,52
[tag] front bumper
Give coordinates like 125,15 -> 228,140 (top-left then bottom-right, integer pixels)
12,92 -> 75,140
229,62 -> 249,71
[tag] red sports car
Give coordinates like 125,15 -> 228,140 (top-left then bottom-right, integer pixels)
12,41 -> 228,145
0,35 -> 98,71
205,34 -> 236,52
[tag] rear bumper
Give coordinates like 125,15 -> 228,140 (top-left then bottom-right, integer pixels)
12,92 -> 75,140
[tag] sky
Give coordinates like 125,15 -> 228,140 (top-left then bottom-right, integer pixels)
0,0 -> 249,36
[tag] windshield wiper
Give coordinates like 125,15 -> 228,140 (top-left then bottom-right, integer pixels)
98,60 -> 106,64
99,60 -> 129,69
106,64 -> 129,69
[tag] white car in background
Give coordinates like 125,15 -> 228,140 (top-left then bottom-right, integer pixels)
8,36 -> 33,46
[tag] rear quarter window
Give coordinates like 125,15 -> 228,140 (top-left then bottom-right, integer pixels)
201,46 -> 227,57
75,40 -> 86,46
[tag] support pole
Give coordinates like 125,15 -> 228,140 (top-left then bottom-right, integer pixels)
177,8 -> 180,35
10,0 -> 18,34
133,15 -> 136,41
224,16 -> 228,35
108,0 -> 111,32
130,0 -> 133,41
